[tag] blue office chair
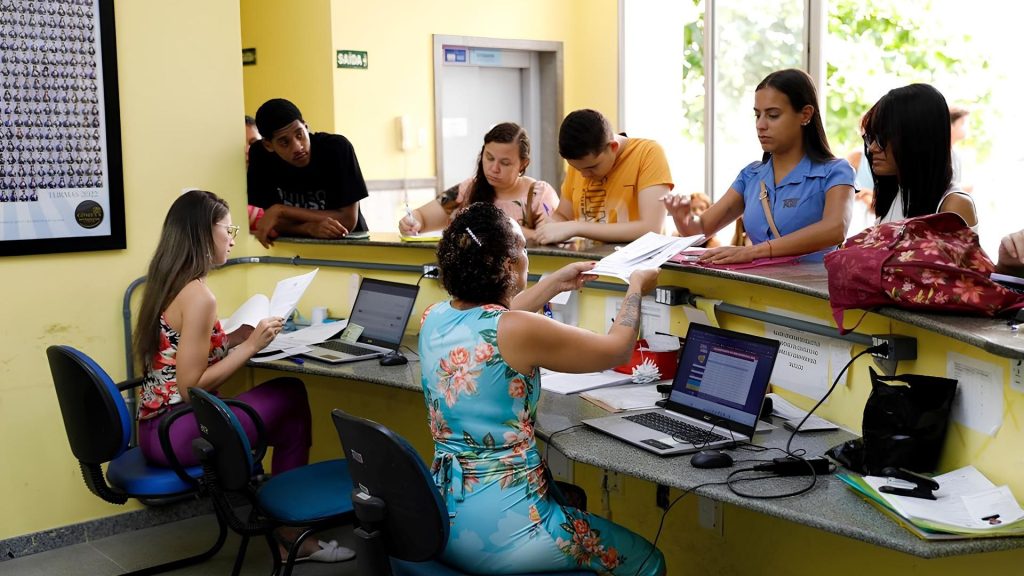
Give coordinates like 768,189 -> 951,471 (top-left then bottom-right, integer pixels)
189,387 -> 355,576
46,344 -> 227,575
330,408 -> 594,576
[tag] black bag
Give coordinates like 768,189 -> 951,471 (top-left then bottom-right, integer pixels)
828,367 -> 957,475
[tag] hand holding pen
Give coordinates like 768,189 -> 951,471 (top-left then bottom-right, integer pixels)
400,204 -> 421,236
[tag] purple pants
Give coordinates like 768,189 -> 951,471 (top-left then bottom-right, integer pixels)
138,377 -> 312,474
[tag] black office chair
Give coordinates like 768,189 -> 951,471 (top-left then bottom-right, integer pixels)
46,344 -> 227,575
189,387 -> 356,576
330,408 -> 594,576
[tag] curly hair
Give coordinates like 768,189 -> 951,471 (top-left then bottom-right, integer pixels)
466,122 -> 530,205
437,202 -> 522,304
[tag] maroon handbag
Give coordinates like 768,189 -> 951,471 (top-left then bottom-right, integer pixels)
824,212 -> 1024,333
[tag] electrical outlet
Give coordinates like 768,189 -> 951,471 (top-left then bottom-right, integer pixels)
870,334 -> 917,361
422,263 -> 439,278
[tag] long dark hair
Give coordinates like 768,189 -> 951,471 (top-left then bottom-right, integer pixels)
134,190 -> 229,370
466,122 -> 530,205
865,83 -> 953,219
437,203 -> 521,305
756,69 -> 835,164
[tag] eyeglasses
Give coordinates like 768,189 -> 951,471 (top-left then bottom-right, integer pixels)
862,133 -> 887,150
217,223 -> 239,239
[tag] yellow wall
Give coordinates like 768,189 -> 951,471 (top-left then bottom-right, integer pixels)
240,0 -> 335,132
0,0 -> 252,540
242,0 -> 619,181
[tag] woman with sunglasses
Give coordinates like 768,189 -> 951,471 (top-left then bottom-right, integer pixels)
863,83 -> 978,230
663,68 -> 854,264
134,190 -> 351,563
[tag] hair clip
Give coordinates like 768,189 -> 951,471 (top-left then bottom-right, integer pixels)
465,227 -> 482,247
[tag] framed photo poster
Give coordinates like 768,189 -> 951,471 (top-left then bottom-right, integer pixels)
0,0 -> 125,256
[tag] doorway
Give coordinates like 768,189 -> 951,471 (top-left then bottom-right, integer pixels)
433,35 -> 563,193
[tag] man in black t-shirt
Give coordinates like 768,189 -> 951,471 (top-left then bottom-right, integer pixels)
248,98 -> 369,247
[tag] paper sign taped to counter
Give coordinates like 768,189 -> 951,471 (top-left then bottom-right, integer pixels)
948,351 -> 1003,436
764,307 -> 851,400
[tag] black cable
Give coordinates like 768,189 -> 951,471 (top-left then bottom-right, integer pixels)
628,481 -> 727,576
542,424 -> 584,463
783,344 -> 885,455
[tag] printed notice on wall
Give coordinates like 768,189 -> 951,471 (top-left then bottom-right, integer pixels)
948,352 -> 1003,436
763,307 -> 851,400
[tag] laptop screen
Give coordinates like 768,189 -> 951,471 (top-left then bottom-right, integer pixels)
667,323 -> 780,434
348,278 -> 420,349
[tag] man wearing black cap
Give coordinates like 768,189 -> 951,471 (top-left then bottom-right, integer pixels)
247,98 -> 368,247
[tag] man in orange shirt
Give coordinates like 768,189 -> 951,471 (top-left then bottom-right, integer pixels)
535,109 -> 673,244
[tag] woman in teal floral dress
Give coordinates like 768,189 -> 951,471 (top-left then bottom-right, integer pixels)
419,202 -> 666,575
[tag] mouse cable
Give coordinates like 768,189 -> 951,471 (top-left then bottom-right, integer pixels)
783,344 -> 884,456
724,464 -> 818,499
627,480 -> 728,576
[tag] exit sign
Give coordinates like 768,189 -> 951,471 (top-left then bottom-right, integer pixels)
336,50 -> 368,69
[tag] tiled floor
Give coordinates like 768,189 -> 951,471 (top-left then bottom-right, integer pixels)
0,514 -> 359,575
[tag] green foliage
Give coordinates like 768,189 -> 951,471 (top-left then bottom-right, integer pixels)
677,0 -> 993,158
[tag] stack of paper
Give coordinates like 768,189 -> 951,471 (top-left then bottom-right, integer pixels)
580,383 -> 664,412
539,369 -> 632,395
838,465 -> 1024,539
400,232 -> 442,243
590,232 -> 705,281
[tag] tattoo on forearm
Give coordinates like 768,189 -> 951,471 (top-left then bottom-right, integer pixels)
615,293 -> 642,329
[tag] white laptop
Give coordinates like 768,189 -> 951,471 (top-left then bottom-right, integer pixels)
583,323 -> 780,456
302,278 -> 419,364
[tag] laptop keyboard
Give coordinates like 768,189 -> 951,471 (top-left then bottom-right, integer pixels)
317,340 -> 373,356
625,412 -> 728,444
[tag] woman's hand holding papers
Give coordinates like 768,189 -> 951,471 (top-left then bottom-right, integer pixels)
241,316 -> 285,355
550,261 -> 599,292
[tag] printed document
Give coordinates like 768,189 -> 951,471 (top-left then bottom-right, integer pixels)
590,232 -> 704,281
221,269 -> 318,333
539,368 -> 632,395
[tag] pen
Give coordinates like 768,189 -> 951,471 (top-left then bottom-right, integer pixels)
404,204 -> 418,236
288,357 -> 304,365
542,203 -> 551,216
543,303 -> 554,318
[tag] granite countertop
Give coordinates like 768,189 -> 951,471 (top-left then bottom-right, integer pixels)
251,350 -> 1024,558
271,234 -> 1024,358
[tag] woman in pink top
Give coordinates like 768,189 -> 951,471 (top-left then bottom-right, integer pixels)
399,122 -> 558,241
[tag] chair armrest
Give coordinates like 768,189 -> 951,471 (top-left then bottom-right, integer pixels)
158,406 -> 201,488
116,376 -> 146,392
221,399 -> 269,465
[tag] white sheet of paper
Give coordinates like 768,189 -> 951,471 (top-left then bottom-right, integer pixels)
947,351 -> 1004,436
580,383 -> 663,411
249,346 -> 312,363
539,369 -> 632,395
269,268 -> 319,319
765,307 -> 835,397
590,232 -> 703,281
266,320 -> 348,352
221,268 -> 320,333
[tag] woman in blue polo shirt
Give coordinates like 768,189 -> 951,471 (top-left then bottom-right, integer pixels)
664,68 -> 854,264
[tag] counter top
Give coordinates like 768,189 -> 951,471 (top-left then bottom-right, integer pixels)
273,233 -> 1024,358
252,352 -> 1024,558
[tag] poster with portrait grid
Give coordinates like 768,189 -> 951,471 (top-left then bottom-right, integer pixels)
0,0 -> 124,256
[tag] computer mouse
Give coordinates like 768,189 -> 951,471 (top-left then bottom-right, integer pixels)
690,450 -> 734,469
379,352 -> 408,366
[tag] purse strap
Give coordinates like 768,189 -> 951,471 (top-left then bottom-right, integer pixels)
523,182 -> 537,229
759,181 -> 782,240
